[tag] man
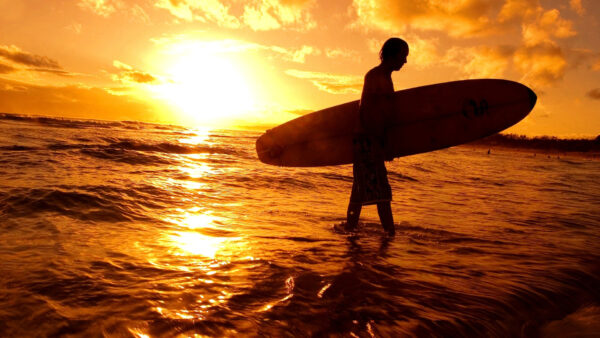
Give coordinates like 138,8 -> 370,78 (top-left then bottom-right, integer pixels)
345,38 -> 409,236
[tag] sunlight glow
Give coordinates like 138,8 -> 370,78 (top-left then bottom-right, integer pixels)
163,211 -> 240,259
179,162 -> 212,179
177,128 -> 211,145
152,41 -> 257,126
170,231 -> 231,258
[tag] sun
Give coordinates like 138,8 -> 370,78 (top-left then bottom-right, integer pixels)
151,42 -> 257,126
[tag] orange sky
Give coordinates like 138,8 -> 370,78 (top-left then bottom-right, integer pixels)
0,0 -> 599,136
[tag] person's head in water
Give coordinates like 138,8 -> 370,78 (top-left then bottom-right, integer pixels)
379,37 -> 409,71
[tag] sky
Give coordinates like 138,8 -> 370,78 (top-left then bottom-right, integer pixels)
0,0 -> 599,136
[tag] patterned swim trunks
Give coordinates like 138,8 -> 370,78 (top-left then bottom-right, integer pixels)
350,134 -> 392,205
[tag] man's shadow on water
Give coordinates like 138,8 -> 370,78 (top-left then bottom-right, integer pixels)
257,230 -> 412,335
307,231 -> 415,335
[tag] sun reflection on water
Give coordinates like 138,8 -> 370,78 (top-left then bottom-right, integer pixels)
179,161 -> 212,178
128,328 -> 150,338
169,231 -> 232,259
163,211 -> 241,260
177,127 -> 211,145
165,210 -> 216,230
143,210 -> 247,323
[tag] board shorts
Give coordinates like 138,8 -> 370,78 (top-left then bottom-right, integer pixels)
350,134 -> 392,205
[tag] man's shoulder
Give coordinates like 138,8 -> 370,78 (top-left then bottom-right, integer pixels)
365,65 -> 384,79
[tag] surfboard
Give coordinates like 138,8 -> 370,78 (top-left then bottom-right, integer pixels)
256,79 -> 536,167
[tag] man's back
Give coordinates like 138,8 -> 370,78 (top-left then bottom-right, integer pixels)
359,65 -> 395,137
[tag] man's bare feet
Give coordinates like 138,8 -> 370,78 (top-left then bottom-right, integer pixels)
333,222 -> 357,234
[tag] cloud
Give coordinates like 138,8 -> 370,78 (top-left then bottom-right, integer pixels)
521,8 -> 576,46
445,45 -> 515,78
32,68 -> 74,77
1,83 -> 28,91
400,35 -> 443,69
513,41 -> 567,86
0,45 -> 75,77
427,40 -> 571,87
0,62 -> 16,74
351,0 -> 498,37
0,45 -> 61,69
593,59 -> 600,71
0,78 -> 164,123
270,45 -> 320,63
569,0 -> 585,16
242,5 -> 281,30
500,1 -> 575,86
242,0 -> 316,31
497,1 -> 576,47
155,0 -> 241,27
112,61 -> 160,84
65,23 -> 83,34
497,0 -> 538,22
151,35 -> 320,63
155,0 -> 315,31
351,0 -> 578,44
562,48 -> 600,71
353,1 -> 576,87
78,0 -> 123,17
324,48 -> 362,62
587,88 -> 600,100
285,69 -> 362,94
130,4 -> 151,24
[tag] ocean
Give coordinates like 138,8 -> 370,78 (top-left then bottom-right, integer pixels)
1,114 -> 599,337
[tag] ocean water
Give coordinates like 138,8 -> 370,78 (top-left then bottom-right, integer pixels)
1,114 -> 599,337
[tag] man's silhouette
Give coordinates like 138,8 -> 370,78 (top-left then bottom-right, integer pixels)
344,38 -> 409,236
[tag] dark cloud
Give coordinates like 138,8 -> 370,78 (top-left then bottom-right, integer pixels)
112,60 -> 159,84
587,88 -> 600,100
31,68 -> 74,76
0,62 -> 16,74
124,71 -> 158,84
0,45 -> 61,69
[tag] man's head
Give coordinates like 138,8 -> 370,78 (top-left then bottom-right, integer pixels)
380,38 -> 409,71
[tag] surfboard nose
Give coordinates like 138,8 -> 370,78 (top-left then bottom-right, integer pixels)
527,87 -> 537,110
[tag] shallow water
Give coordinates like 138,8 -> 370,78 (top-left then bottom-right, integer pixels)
1,114 -> 599,337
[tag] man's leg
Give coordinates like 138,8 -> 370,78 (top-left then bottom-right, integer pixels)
346,202 -> 362,230
377,202 -> 395,235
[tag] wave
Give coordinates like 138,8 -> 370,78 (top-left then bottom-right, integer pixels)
81,148 -> 176,165
0,113 -> 185,132
0,139 -> 239,156
387,171 -> 419,182
1,138 -> 240,166
0,113 -> 127,129
317,173 -> 352,183
0,145 -> 38,151
104,140 -> 238,155
0,187 -> 166,222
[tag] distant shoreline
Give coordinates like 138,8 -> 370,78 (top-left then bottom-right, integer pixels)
465,133 -> 600,159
